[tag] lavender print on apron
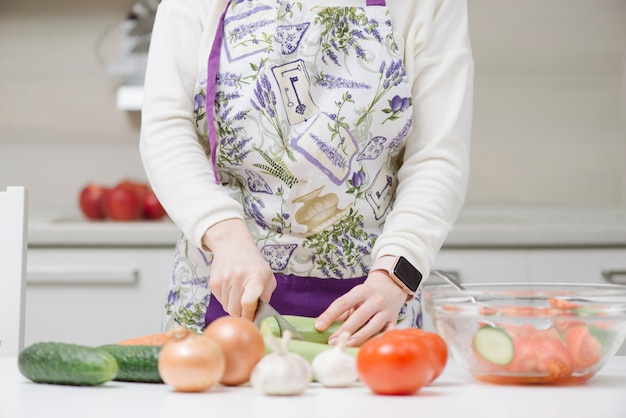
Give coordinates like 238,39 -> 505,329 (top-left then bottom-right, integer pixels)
163,0 -> 423,333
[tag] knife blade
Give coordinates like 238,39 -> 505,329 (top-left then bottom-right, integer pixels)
252,300 -> 305,341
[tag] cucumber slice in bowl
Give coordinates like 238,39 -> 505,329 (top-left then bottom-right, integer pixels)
473,326 -> 514,366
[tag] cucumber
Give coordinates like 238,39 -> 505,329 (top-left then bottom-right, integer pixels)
264,338 -> 359,364
98,344 -> 163,383
260,315 -> 343,344
283,315 -> 344,344
472,326 -> 515,366
286,339 -> 359,364
260,315 -> 359,364
18,342 -> 118,386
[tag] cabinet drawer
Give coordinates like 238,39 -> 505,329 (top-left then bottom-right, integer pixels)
529,248 -> 626,285
25,248 -> 174,347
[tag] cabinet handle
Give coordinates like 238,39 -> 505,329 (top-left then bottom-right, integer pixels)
27,265 -> 139,285
601,270 -> 626,285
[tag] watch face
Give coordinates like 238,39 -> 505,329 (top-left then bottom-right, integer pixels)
393,256 -> 423,292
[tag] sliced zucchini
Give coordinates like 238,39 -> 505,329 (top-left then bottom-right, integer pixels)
473,325 -> 514,366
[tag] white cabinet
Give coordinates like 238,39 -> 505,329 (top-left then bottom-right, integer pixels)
430,248 -> 626,286
25,247 -> 174,347
429,249 -> 530,285
528,248 -> 626,285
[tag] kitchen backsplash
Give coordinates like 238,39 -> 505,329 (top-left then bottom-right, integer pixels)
1,0 -> 625,220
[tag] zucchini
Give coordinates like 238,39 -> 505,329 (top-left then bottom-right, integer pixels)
472,326 -> 515,366
18,342 -> 118,386
98,344 -> 163,383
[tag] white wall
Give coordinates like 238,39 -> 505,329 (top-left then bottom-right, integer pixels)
1,0 -> 625,219
467,0 -> 626,208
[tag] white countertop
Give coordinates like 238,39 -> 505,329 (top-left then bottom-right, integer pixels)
1,356 -> 625,418
28,218 -> 181,247
449,206 -> 626,248
27,207 -> 626,248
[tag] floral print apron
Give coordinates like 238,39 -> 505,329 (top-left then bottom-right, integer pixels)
163,0 -> 423,333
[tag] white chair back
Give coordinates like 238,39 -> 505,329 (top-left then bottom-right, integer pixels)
0,186 -> 28,356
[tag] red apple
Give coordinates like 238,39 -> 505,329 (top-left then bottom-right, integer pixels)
143,188 -> 167,220
102,183 -> 142,221
120,179 -> 148,197
79,183 -> 107,220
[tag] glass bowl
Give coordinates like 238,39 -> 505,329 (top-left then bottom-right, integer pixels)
423,282 -> 626,385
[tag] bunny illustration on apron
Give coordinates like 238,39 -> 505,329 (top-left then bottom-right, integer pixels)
163,0 -> 423,333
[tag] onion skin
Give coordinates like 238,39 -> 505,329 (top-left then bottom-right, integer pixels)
203,316 -> 265,386
158,327 -> 225,392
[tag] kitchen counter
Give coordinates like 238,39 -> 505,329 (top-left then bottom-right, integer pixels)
28,218 -> 181,247
1,356 -> 625,418
449,206 -> 626,248
27,207 -> 626,248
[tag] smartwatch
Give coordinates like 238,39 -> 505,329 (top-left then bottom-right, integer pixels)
370,255 -> 423,298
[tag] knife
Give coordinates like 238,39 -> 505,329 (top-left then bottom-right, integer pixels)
252,300 -> 305,341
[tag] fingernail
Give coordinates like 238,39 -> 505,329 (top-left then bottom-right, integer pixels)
328,337 -> 337,346
346,338 -> 357,347
315,319 -> 325,330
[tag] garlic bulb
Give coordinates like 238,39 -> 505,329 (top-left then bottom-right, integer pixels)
250,330 -> 312,396
311,332 -> 359,387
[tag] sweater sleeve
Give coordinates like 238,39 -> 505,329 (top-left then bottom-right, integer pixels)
371,0 -> 474,277
140,0 -> 244,248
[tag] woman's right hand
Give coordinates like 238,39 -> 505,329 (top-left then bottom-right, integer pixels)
202,219 -> 276,321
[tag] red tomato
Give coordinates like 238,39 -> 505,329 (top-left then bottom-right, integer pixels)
500,323 -> 535,339
549,297 -> 581,310
356,330 -> 433,395
477,327 -> 573,384
102,183 -> 142,221
401,328 -> 448,383
507,334 -> 541,374
535,338 -> 573,382
565,324 -> 602,371
78,183 -> 107,220
552,319 -> 586,334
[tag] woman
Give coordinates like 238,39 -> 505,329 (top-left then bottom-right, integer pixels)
140,0 -> 473,346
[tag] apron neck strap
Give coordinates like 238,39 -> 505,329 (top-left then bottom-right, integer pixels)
366,0 -> 386,5
206,0 -> 234,184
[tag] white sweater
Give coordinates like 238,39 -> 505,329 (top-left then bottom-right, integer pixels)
140,0 -> 474,276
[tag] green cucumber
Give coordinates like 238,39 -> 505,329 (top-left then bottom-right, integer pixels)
282,315 -> 344,344
472,326 -> 515,366
260,315 -> 359,364
18,342 -> 118,386
264,338 -> 359,364
260,315 -> 343,344
287,339 -> 359,364
98,344 -> 163,383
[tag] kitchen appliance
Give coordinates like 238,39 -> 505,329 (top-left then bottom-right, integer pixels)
96,0 -> 160,85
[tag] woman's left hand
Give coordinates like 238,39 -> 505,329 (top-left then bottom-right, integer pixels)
315,271 -> 409,347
